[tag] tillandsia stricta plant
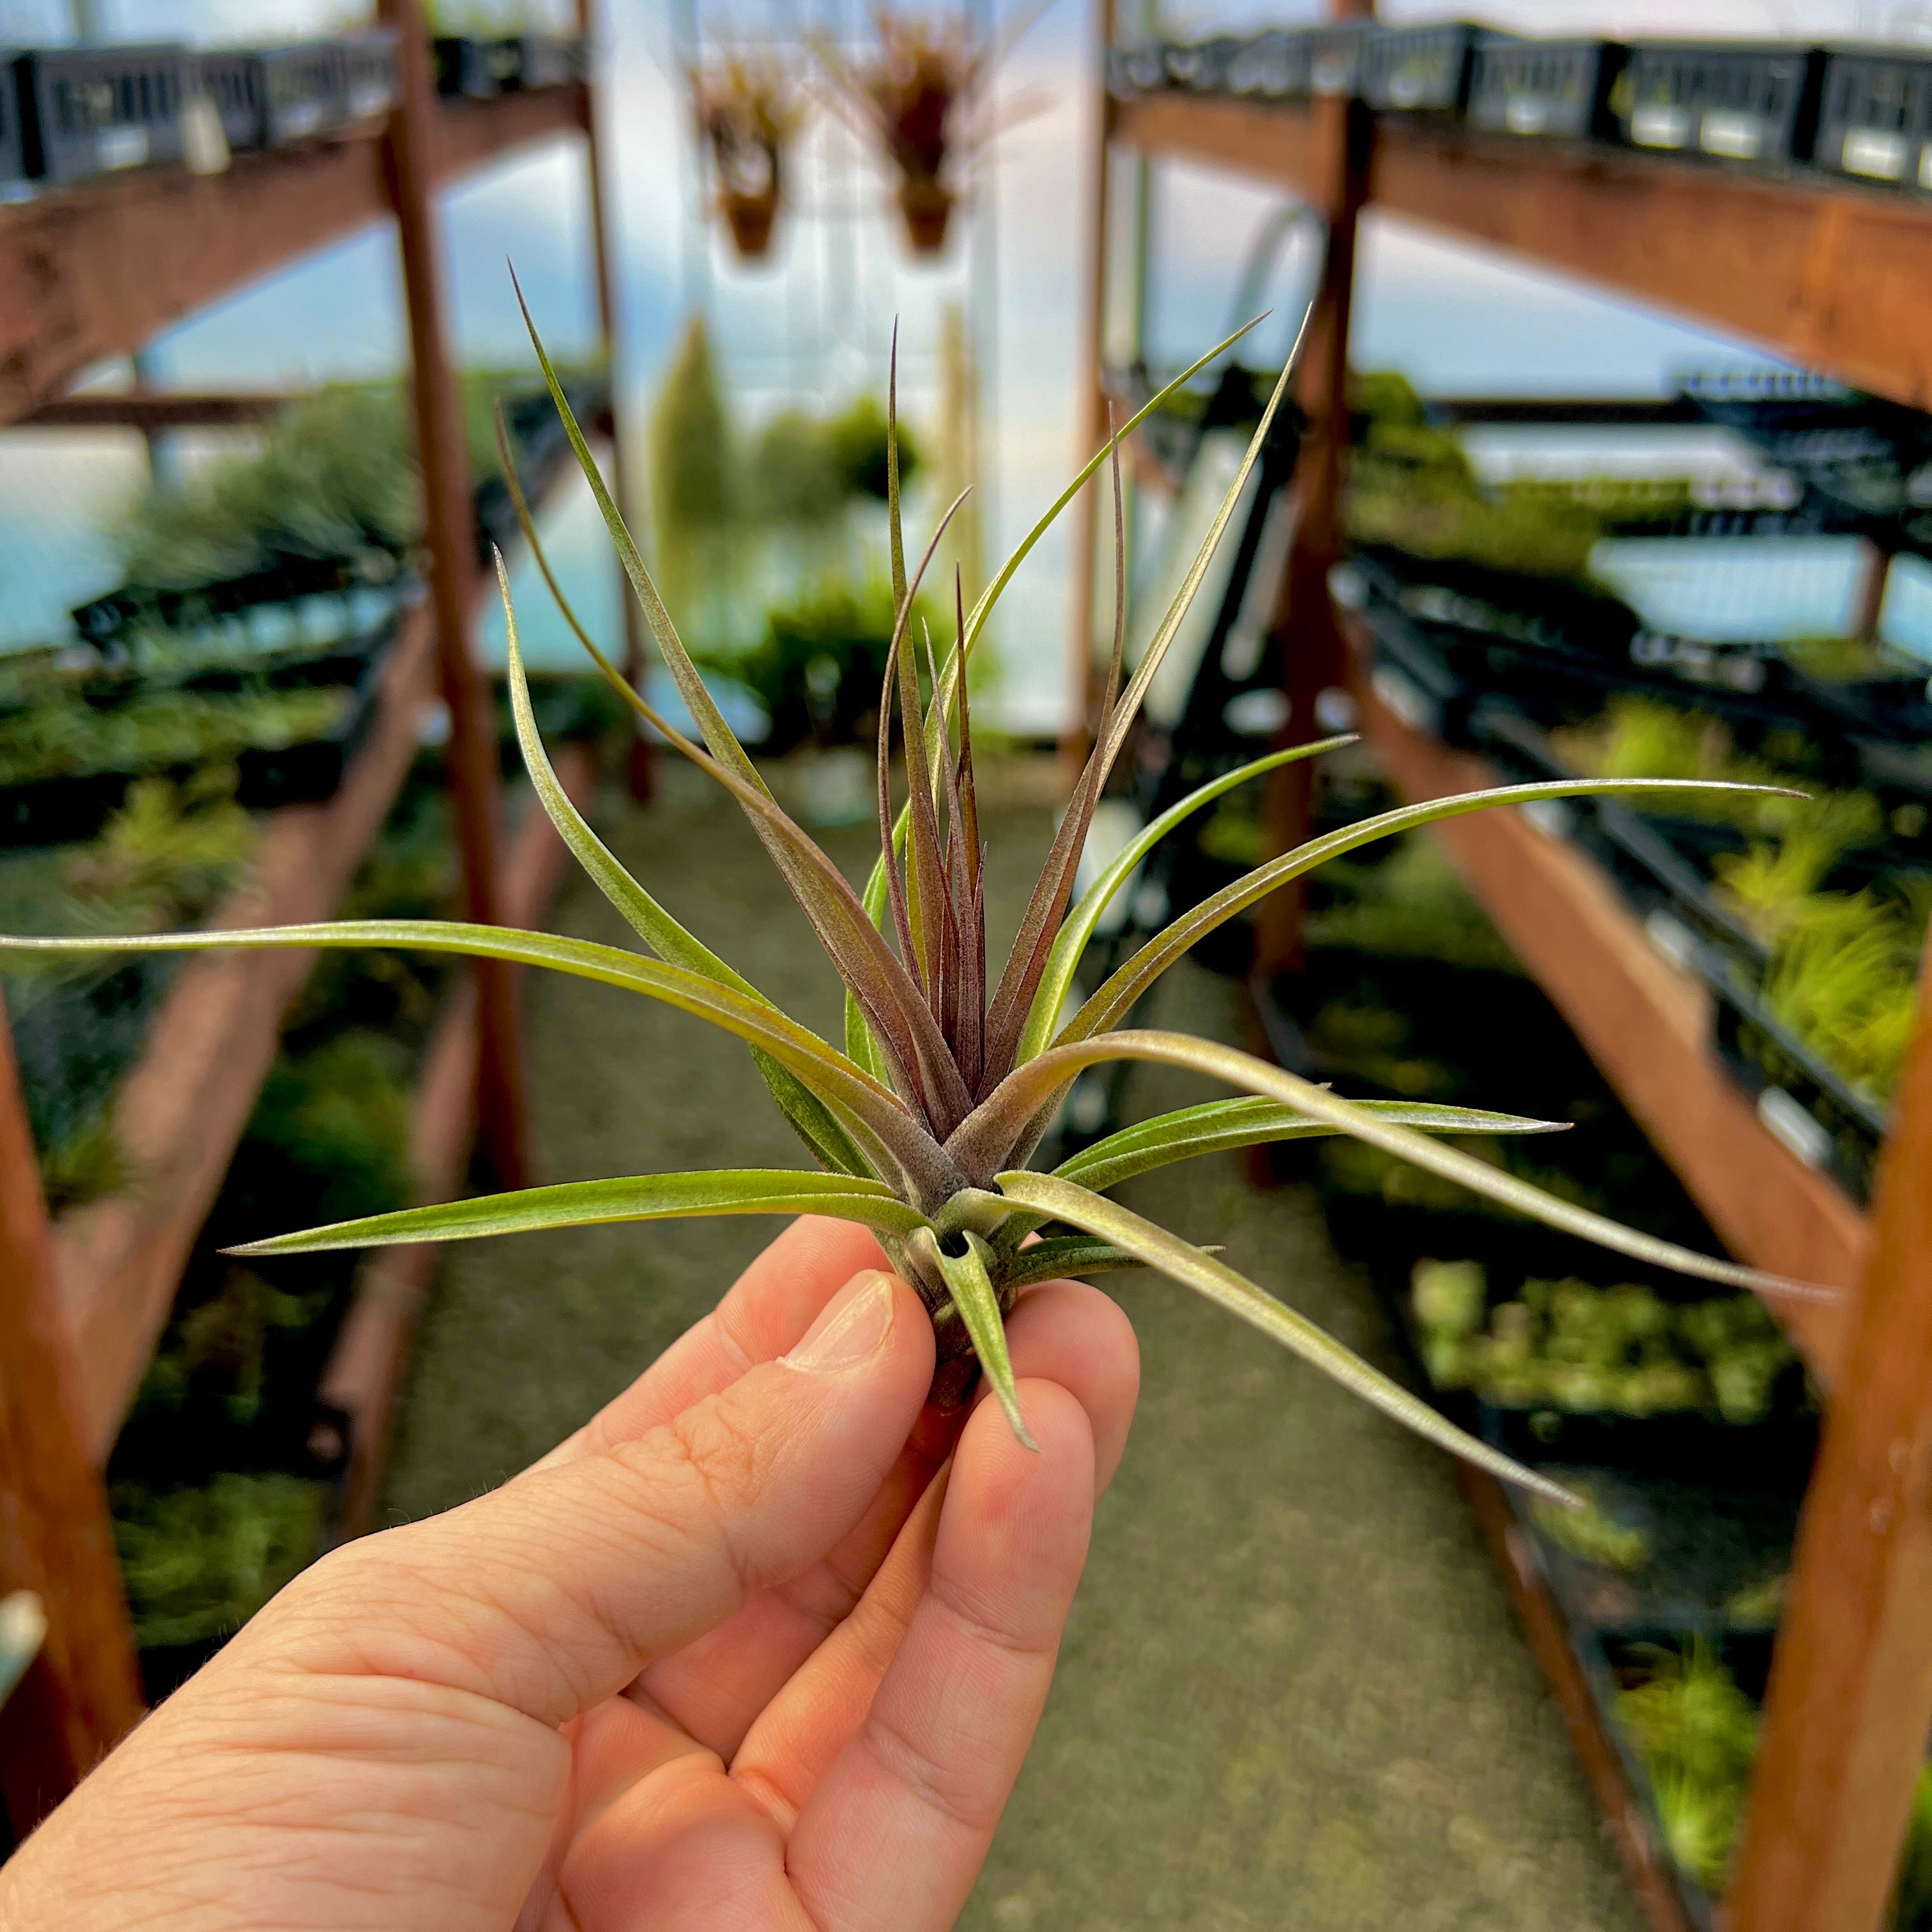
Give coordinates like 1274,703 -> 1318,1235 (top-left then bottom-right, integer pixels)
0,284 -> 1832,1507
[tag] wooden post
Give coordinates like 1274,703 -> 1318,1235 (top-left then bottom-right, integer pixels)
378,0 -> 530,1189
575,0 -> 653,803
0,993 -> 143,1836
1252,2 -> 1373,977
1726,964 -> 1932,1932
1062,0 -> 1119,774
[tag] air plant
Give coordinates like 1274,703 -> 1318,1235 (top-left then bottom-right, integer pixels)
690,56 -> 800,261
0,291 -> 1827,1506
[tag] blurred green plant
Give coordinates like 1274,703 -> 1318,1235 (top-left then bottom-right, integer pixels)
1615,1640 -> 1760,1892
1345,369 -> 1604,580
1410,1260 -> 1798,1425
111,1471 -> 325,1651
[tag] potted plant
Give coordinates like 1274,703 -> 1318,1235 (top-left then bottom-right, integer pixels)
691,56 -> 799,261
815,8 -> 993,256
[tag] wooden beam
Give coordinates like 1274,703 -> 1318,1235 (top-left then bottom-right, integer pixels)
18,392 -> 303,431
1726,965 -> 1932,1932
321,741 -> 599,1540
1350,652 -> 1867,1377
1062,0 -> 1120,774
1254,68 -> 1370,976
0,996 -> 142,1834
381,0 -> 529,1193
0,84 -> 586,428
1110,92 -> 1932,413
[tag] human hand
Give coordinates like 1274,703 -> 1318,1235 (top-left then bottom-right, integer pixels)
0,1216 -> 1139,1932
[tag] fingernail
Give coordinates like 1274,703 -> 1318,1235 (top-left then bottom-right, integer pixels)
781,1271 -> 898,1374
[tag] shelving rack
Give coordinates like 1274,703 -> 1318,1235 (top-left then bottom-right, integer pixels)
1077,12 -> 1932,1932
0,0 -> 634,1835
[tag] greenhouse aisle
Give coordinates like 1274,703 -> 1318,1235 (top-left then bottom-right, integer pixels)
381,759 -> 1644,1932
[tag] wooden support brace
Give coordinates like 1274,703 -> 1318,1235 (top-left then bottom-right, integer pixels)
0,999 -> 142,1836
1727,966 -> 1932,1932
379,0 -> 530,1192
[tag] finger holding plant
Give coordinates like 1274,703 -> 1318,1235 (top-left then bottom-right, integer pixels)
0,281 -> 1832,1514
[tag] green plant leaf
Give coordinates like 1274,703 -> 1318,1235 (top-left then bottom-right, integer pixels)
1015,736 -> 1354,1066
855,316 -> 1276,956
912,1226 -> 1037,1450
227,1169 -> 929,1257
512,275 -> 970,1126
0,920 -> 963,1209
971,1031 -> 1830,1306
489,514 -> 870,1179
1063,778 -> 1809,1050
1053,1096 -> 1570,1195
998,1236 -> 1149,1290
996,1170 -> 1577,1506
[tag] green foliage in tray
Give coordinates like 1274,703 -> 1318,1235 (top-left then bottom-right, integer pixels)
0,686 -> 351,790
1411,1260 -> 1798,1426
1616,1640 -> 1759,1892
1345,369 -> 1604,580
111,1471 -> 326,1651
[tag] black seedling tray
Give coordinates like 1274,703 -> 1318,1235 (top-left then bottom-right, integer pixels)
1517,1466 -> 1799,1637
1305,20 -> 1374,99
12,43 -> 191,185
1476,1399 -> 1816,1492
73,551 -> 395,649
0,637 -> 392,850
1108,42 -> 1168,96
1814,46 -> 1932,194
256,43 -> 348,147
433,36 -> 518,100
191,49 -> 265,154
340,28 -> 399,123
1468,35 -> 1628,141
1162,36 -> 1243,94
1611,40 -> 1825,168
502,35 -> 580,90
1225,30 -> 1309,102
1701,954 -> 1887,1202
1360,21 -> 1489,116
0,47 -> 28,193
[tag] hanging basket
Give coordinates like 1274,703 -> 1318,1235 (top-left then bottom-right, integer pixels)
720,186 -> 779,260
896,174 -> 953,256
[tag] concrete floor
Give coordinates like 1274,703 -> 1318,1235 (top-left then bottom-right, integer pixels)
382,759 -> 1645,1932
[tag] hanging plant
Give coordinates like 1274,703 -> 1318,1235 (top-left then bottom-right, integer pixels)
815,7 -> 1005,257
691,57 -> 799,261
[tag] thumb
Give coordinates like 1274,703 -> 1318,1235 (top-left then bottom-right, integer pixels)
248,1269 -> 933,1725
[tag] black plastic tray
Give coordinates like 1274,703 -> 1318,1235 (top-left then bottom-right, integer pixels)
340,28 -> 399,123
1611,40 -> 1825,168
257,43 -> 348,147
190,48 -> 264,155
1704,956 -> 1887,1201
1161,36 -> 1243,94
0,634 -> 392,850
1305,21 -> 1374,99
1225,30 -> 1308,102
0,45 -> 26,192
502,36 -> 581,91
1468,34 -> 1627,141
12,43 -> 191,185
1360,21 -> 1488,116
1814,45 -> 1932,194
